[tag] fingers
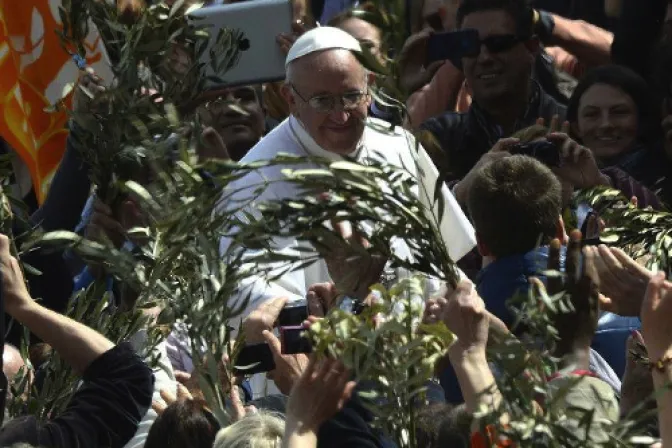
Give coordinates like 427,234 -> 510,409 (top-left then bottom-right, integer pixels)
566,230 -> 582,285
561,120 -> 571,134
229,384 -> 247,422
536,117 -> 545,126
159,388 -> 177,407
259,296 -> 289,322
644,271 -> 667,311
609,247 -> 652,278
176,382 -> 193,401
491,137 -> 520,152
423,297 -> 447,324
199,127 -> 230,161
426,60 -> 446,77
547,239 -> 563,293
152,400 -> 167,415
307,291 -> 325,317
262,330 -> 282,356
549,114 -> 559,133
0,234 -> 10,259
174,370 -> 191,385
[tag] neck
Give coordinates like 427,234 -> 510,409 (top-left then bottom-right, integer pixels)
556,344 -> 591,371
478,82 -> 532,134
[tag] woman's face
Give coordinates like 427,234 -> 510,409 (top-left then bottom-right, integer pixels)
574,83 -> 639,160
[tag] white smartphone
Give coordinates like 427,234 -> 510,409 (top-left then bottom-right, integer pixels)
188,0 -> 293,87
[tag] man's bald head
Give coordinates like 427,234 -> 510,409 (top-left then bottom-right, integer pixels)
3,344 -> 24,383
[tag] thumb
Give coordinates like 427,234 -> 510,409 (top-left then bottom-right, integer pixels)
262,330 -> 282,356
199,127 -> 230,161
426,60 -> 445,77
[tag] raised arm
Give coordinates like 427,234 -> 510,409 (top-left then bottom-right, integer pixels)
0,234 -> 153,448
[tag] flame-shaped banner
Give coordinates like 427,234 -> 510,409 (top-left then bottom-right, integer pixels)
0,0 -> 111,202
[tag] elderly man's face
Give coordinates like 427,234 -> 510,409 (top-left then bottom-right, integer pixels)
283,50 -> 370,155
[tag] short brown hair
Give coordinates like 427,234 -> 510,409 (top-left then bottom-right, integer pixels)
467,155 -> 561,257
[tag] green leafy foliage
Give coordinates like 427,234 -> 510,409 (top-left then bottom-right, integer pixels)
575,187 -> 672,273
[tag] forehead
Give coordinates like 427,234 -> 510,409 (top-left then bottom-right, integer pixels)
579,84 -> 636,108
291,50 -> 367,94
339,18 -> 381,41
461,9 -> 517,36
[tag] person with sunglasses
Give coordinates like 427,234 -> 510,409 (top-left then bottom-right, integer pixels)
419,0 -> 568,208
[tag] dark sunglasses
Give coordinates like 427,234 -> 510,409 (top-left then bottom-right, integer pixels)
462,33 -> 525,58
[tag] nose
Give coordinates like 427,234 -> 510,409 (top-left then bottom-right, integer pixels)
476,43 -> 495,63
329,109 -> 350,124
598,110 -> 614,129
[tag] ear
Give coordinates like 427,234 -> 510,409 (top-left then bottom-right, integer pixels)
280,82 -> 297,113
367,71 -> 376,86
475,232 -> 492,257
556,216 -> 569,245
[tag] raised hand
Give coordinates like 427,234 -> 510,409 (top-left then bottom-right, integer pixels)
545,231 -> 599,358
641,273 -> 672,363
442,281 -> 490,358
584,245 -> 654,317
262,329 -> 309,395
284,356 -> 356,435
320,220 -> 386,301
242,296 -> 288,345
307,282 -> 338,317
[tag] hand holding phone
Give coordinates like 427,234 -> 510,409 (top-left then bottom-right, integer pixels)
511,141 -> 561,167
425,29 -> 480,66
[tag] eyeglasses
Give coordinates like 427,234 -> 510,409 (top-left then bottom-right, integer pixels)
201,88 -> 258,114
463,33 -> 525,58
289,84 -> 369,113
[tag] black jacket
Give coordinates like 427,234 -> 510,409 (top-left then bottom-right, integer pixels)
420,81 -> 567,183
0,343 -> 153,448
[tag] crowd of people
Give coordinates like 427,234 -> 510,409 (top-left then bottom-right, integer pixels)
3,0 -> 672,446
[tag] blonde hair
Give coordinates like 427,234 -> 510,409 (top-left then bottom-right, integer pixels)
213,411 -> 285,448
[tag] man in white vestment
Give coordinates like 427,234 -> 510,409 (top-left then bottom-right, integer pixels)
220,27 -> 476,397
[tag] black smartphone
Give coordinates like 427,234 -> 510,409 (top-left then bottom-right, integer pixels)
233,343 -> 276,375
277,304 -> 308,327
513,141 -> 561,167
426,29 -> 480,66
280,325 -> 312,355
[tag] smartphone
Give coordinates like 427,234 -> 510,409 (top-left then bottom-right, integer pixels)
277,304 -> 308,327
426,29 -> 480,66
280,325 -> 312,355
513,141 -> 561,167
233,343 -> 276,374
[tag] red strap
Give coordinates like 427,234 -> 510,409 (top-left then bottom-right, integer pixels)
547,369 -> 598,381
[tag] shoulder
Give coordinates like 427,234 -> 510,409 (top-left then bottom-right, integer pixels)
419,111 -> 469,137
239,118 -> 293,164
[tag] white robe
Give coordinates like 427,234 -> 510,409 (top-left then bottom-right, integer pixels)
219,115 -> 476,397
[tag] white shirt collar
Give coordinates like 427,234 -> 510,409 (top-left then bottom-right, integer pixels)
288,115 -> 366,161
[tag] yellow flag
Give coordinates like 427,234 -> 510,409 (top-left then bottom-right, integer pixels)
0,0 -> 111,202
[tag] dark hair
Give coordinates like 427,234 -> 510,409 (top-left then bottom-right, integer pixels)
566,65 -> 660,146
415,403 -> 471,448
456,0 -> 534,38
468,155 -> 561,257
145,399 -> 220,448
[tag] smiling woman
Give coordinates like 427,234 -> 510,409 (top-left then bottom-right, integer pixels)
567,65 -> 667,191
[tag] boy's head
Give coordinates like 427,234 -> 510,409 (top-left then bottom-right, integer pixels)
468,155 -> 563,258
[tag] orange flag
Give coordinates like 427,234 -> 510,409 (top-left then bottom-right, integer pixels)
0,0 -> 111,202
